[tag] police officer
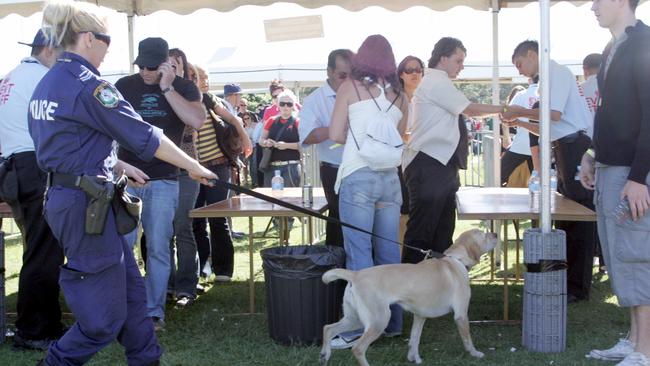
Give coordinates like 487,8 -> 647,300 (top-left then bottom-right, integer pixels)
28,2 -> 216,365
0,29 -> 65,350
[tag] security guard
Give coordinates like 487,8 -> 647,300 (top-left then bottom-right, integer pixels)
28,2 -> 216,365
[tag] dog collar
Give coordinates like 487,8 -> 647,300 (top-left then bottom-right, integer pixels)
446,255 -> 471,271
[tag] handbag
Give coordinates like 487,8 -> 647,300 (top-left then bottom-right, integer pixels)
258,116 -> 295,173
203,94 -> 243,164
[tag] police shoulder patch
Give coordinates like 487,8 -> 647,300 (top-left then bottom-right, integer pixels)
93,82 -> 119,108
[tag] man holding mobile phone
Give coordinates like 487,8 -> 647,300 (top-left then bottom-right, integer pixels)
114,37 -> 205,331
580,1 -> 650,364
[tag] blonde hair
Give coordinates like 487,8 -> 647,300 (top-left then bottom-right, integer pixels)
276,89 -> 297,105
41,0 -> 108,48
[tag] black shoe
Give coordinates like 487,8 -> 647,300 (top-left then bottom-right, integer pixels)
175,295 -> 195,308
196,283 -> 206,294
13,333 -> 52,351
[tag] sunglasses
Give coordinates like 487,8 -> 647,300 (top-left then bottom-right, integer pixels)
83,31 -> 111,47
138,65 -> 159,71
243,116 -> 251,121
404,67 -> 423,75
278,101 -> 294,108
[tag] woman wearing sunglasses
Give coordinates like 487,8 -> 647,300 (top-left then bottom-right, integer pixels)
28,1 -> 215,364
259,90 -> 301,188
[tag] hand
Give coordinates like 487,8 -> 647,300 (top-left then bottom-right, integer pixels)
262,139 -> 275,148
241,136 -> 253,158
501,105 -> 526,122
188,162 -> 218,186
274,141 -> 288,150
115,160 -> 149,187
169,56 -> 182,77
158,62 -> 176,91
621,180 -> 650,221
501,119 -> 518,128
579,152 -> 596,191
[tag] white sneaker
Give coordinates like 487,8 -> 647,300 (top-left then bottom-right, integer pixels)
329,334 -> 360,350
588,339 -> 635,361
616,352 -> 650,366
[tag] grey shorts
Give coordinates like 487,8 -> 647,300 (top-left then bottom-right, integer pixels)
595,165 -> 650,307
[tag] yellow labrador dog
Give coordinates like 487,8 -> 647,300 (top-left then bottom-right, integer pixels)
320,229 -> 498,366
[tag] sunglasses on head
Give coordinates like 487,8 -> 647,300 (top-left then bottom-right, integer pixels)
278,101 -> 294,107
404,67 -> 422,75
138,65 -> 159,71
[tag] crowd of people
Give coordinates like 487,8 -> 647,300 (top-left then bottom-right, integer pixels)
0,0 -> 648,365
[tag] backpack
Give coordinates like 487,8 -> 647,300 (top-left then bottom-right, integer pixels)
349,82 -> 404,171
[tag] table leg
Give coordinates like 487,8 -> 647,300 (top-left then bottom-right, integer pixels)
490,220 -> 495,281
515,220 -> 521,281
249,217 -> 255,314
308,216 -> 313,244
503,220 -> 509,321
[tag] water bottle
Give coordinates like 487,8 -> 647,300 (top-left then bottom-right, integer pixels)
550,169 -> 558,210
271,170 -> 284,198
528,170 -> 540,211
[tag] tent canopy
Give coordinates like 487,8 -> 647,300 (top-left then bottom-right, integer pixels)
0,0 -> 591,18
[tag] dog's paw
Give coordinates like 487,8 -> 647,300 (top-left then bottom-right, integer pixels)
470,350 -> 484,358
407,352 -> 422,364
319,352 -> 330,366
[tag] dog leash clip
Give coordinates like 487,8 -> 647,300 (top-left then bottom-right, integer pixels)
421,249 -> 434,260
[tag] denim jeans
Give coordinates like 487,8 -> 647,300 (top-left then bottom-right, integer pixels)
169,173 -> 200,297
338,167 -> 403,334
264,162 -> 301,187
193,163 -> 234,277
124,179 -> 179,320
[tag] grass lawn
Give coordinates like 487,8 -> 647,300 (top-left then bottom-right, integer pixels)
0,217 -> 627,365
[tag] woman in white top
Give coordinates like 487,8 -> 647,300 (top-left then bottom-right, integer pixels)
329,34 -> 409,344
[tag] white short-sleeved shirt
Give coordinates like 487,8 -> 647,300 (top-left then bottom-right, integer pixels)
508,84 -> 539,156
298,81 -> 342,165
0,57 -> 48,156
580,74 -> 599,138
548,60 -> 591,141
403,68 -> 471,170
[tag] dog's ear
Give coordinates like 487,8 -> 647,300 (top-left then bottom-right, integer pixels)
466,233 -> 485,264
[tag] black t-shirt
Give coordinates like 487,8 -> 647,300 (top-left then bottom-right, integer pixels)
115,74 -> 200,179
266,116 -> 300,162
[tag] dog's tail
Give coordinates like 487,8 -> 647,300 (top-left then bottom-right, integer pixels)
322,268 -> 355,284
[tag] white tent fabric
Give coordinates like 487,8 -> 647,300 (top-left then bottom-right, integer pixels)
0,0 -> 592,18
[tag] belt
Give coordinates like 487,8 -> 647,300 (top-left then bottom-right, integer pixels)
555,130 -> 587,145
320,161 -> 340,169
47,172 -> 83,189
271,160 -> 300,167
201,156 -> 229,168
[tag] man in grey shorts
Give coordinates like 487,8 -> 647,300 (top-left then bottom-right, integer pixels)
581,0 -> 650,365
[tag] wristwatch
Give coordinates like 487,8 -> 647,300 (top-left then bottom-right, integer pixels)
161,86 -> 174,95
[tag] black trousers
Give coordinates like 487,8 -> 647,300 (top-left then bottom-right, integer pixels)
319,163 -> 343,247
0,152 -> 64,340
553,133 -> 596,300
193,163 -> 234,277
402,153 -> 460,264
501,150 -> 533,186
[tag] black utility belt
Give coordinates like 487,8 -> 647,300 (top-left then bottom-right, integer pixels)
47,172 -> 140,236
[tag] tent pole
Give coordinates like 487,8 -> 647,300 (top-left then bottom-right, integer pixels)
539,0 -> 552,234
491,0 -> 501,188
128,14 -> 135,74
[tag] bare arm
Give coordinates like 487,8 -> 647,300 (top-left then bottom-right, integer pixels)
462,103 -> 502,118
397,94 -> 409,138
211,103 -> 253,157
303,127 -> 330,145
154,135 -> 216,184
329,81 -> 353,144
158,62 -> 205,129
502,104 -> 563,123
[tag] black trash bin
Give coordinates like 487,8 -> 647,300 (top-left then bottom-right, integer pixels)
261,245 -> 345,346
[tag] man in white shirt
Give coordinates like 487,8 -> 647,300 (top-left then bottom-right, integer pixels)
401,37 -> 503,263
501,82 -> 538,185
0,30 -> 66,350
503,40 -> 595,303
299,49 -> 353,247
581,53 -> 602,137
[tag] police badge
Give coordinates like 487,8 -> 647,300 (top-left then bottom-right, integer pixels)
93,82 -> 119,108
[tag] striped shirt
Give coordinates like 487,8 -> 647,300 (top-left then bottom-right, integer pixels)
197,95 -> 224,163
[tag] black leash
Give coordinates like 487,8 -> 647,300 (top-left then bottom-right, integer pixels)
144,173 -> 433,259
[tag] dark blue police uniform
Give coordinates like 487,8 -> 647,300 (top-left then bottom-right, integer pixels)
28,52 -> 163,365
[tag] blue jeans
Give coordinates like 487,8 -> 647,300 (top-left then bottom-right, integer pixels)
339,167 -> 403,334
124,180 -> 179,320
169,173 -> 200,297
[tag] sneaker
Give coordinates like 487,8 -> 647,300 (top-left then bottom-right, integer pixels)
330,334 -> 361,350
589,339 -> 635,361
152,317 -> 165,332
616,352 -> 650,366
196,283 -> 206,294
232,231 -> 245,239
215,275 -> 232,282
13,333 -> 51,351
176,295 -> 195,308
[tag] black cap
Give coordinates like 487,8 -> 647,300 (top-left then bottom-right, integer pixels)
18,29 -> 48,47
133,37 -> 168,68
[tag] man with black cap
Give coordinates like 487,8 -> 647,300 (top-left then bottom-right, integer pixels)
115,37 -> 205,330
0,29 -> 65,350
